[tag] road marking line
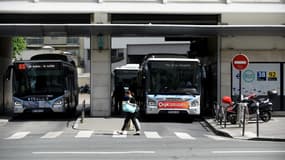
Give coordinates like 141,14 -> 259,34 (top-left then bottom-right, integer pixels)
112,131 -> 127,138
205,134 -> 230,141
75,131 -> 94,138
212,150 -> 285,154
174,132 -> 196,140
144,131 -> 161,139
32,151 -> 155,155
6,131 -> 30,139
41,131 -> 63,139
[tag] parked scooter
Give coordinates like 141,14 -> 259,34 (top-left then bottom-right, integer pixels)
223,90 -> 276,124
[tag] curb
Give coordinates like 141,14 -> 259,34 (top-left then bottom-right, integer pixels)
0,116 -> 10,126
249,137 -> 285,142
203,118 -> 285,142
203,118 -> 233,138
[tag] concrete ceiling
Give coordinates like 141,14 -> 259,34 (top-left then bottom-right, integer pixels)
0,24 -> 284,37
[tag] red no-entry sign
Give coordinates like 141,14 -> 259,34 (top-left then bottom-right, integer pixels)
232,54 -> 249,70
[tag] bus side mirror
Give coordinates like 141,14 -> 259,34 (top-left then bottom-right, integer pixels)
5,65 -> 13,80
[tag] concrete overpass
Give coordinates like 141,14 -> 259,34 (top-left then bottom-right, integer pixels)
0,0 -> 285,116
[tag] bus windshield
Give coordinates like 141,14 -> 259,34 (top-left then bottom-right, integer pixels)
114,70 -> 138,88
13,63 -> 64,97
147,61 -> 201,95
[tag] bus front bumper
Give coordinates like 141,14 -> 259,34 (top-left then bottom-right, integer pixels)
146,107 -> 200,115
13,101 -> 65,114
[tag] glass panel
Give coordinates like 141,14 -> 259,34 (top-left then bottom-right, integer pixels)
14,63 -> 64,96
147,61 -> 201,95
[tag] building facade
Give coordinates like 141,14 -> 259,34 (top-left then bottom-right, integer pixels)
0,0 -> 284,115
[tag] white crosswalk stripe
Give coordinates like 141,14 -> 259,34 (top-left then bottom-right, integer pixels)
41,131 -> 63,139
75,131 -> 94,138
174,132 -> 196,140
6,131 -> 30,140
144,131 -> 161,139
112,131 -> 127,138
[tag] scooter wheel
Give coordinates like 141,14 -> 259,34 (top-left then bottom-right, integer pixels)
228,114 -> 237,124
260,111 -> 271,122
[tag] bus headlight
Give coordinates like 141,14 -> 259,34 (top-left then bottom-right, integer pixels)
191,100 -> 199,108
14,100 -> 22,106
147,98 -> 156,106
13,100 -> 24,113
54,99 -> 63,105
53,98 -> 64,112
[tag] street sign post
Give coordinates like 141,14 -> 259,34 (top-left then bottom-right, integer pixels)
232,54 -> 249,100
232,54 -> 249,136
232,54 -> 249,70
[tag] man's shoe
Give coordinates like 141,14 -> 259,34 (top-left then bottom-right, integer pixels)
118,130 -> 127,135
134,131 -> 140,135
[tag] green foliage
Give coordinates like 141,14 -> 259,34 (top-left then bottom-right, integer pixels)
12,37 -> 27,58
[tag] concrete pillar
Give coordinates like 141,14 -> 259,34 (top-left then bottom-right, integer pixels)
90,13 -> 112,117
0,37 -> 12,114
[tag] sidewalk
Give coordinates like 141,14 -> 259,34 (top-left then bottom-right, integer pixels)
204,116 -> 285,141
0,116 -> 9,126
73,117 -> 126,134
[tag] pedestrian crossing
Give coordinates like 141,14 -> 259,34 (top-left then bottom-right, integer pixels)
5,131 -> 30,140
41,131 -> 63,139
4,130 -> 232,141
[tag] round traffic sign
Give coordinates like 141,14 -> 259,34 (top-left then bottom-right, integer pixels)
232,54 -> 249,70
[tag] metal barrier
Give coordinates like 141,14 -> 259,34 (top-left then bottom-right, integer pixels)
237,103 -> 249,136
214,103 -> 223,125
214,103 -> 227,128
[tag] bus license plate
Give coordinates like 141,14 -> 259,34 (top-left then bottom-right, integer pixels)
168,111 -> 179,114
32,109 -> 44,113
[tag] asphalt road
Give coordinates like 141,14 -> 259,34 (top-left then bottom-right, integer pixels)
0,114 -> 284,160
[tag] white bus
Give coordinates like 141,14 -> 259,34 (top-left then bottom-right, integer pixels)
113,64 -> 140,92
6,54 -> 78,116
137,54 -> 205,116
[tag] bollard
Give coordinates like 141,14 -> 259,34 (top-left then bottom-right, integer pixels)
223,106 -> 227,128
237,103 -> 242,128
256,102 -> 260,137
81,100 -> 85,123
241,102 -> 249,136
242,103 -> 246,136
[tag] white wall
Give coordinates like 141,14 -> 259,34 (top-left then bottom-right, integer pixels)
111,37 -> 188,48
127,43 -> 190,55
219,13 -> 285,101
222,13 -> 285,25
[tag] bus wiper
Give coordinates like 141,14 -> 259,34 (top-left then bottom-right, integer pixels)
180,88 -> 199,95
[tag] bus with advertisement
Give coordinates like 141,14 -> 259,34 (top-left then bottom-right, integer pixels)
136,54 -> 205,117
6,54 -> 78,116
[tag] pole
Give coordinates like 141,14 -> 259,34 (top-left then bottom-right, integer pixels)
2,74 -> 5,114
239,70 -> 242,101
81,100 -> 85,123
256,102 -> 260,137
239,70 -> 246,136
242,103 -> 246,136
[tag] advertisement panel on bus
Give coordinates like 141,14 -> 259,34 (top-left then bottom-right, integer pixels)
146,94 -> 200,115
